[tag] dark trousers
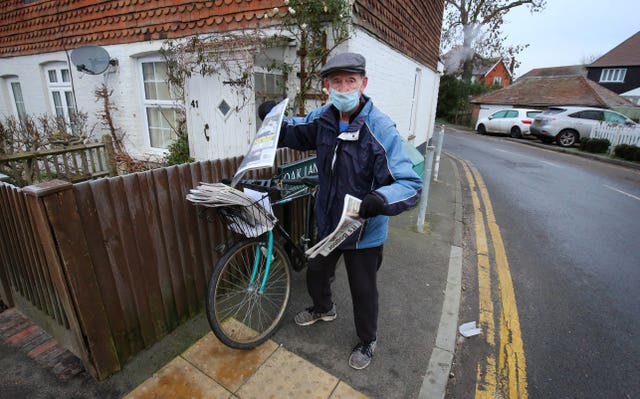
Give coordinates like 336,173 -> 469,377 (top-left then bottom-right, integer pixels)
306,245 -> 383,343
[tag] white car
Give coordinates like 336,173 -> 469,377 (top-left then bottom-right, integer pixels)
530,106 -> 637,147
476,108 -> 543,138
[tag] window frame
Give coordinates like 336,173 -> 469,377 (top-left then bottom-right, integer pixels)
44,62 -> 77,124
6,77 -> 27,123
137,56 -> 182,152
253,69 -> 286,130
599,68 -> 627,83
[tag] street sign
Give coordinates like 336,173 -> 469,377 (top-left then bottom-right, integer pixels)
278,155 -> 318,196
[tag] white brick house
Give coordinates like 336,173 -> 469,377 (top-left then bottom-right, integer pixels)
0,1 -> 444,163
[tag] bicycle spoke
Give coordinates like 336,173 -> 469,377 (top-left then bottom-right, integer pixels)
208,238 -> 291,347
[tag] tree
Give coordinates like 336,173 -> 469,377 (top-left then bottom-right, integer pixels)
436,75 -> 490,125
442,0 -> 546,81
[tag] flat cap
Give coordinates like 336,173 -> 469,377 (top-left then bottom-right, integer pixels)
320,52 -> 366,77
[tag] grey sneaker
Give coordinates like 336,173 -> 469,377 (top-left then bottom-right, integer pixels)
294,304 -> 337,326
349,340 -> 377,370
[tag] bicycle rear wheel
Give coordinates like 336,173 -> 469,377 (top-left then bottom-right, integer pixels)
206,237 -> 292,349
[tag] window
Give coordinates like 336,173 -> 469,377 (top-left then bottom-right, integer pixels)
490,110 -> 508,119
599,68 -> 627,83
7,77 -> 27,123
571,110 -> 603,121
45,63 -> 77,123
254,71 -> 285,129
603,111 -> 628,124
493,76 -> 502,86
408,68 -> 422,138
139,58 -> 180,149
505,110 -> 518,118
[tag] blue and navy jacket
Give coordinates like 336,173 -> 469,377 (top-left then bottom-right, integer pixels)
280,95 -> 423,249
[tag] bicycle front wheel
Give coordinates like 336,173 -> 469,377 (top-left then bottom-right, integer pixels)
206,237 -> 292,349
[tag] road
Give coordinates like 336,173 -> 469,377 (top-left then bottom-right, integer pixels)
443,127 -> 640,399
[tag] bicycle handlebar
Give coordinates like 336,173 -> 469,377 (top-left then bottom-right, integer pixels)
280,175 -> 319,188
221,174 -> 319,190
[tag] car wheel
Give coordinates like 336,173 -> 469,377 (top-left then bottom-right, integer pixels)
477,124 -> 487,135
556,129 -> 578,147
510,126 -> 522,138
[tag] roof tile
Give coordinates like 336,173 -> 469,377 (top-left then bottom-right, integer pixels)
0,0 -> 283,57
471,76 -> 637,109
589,31 -> 640,67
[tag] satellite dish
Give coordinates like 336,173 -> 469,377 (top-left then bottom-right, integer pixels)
70,45 -> 113,75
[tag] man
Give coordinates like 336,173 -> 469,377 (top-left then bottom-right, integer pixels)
278,52 -> 422,369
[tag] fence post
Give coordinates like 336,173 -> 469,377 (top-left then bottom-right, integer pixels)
0,184 -> 15,308
103,135 -> 118,177
433,125 -> 445,181
416,145 -> 435,233
23,179 -> 119,379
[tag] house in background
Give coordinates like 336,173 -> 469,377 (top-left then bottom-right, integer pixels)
472,57 -> 512,88
621,87 -> 640,105
517,64 -> 587,80
469,75 -> 638,125
442,47 -> 512,88
586,30 -> 640,100
0,0 -> 445,163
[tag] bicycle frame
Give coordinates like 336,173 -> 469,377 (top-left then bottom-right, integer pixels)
246,181 -> 316,293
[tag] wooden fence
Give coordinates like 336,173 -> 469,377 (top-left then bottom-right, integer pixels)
0,135 -> 117,187
0,148 -> 311,379
590,122 -> 640,150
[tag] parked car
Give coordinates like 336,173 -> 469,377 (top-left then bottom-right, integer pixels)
530,106 -> 637,147
475,108 -> 543,138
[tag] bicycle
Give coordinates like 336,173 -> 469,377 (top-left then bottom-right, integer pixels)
197,173 -> 319,349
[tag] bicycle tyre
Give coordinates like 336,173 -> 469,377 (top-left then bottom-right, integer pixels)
206,237 -> 292,349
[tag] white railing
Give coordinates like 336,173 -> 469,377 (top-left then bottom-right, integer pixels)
590,123 -> 640,153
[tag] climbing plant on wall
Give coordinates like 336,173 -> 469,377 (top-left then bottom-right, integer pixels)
160,0 -> 352,128
278,0 -> 352,114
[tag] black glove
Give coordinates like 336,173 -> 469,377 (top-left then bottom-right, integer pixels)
258,100 -> 276,121
359,192 -> 386,218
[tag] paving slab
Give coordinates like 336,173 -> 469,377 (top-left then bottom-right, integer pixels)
236,346 -> 339,399
124,357 -> 231,399
182,331 -> 278,392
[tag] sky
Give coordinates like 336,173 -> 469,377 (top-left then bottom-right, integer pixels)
501,0 -> 639,78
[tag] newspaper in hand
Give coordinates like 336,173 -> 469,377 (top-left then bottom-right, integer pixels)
231,98 -> 289,187
305,194 -> 363,258
186,182 -> 277,237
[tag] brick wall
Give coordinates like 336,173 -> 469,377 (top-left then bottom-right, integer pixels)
349,28 -> 440,145
353,0 -> 444,71
483,61 -> 512,87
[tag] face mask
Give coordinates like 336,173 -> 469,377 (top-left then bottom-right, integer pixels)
330,87 -> 361,113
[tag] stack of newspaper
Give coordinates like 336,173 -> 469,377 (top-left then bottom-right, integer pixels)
305,194 -> 363,258
186,182 -> 276,237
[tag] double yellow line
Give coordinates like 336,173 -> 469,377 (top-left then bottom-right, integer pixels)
458,157 -> 528,399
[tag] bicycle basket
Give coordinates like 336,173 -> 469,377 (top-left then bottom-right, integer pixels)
187,182 -> 277,238
215,200 -> 277,238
